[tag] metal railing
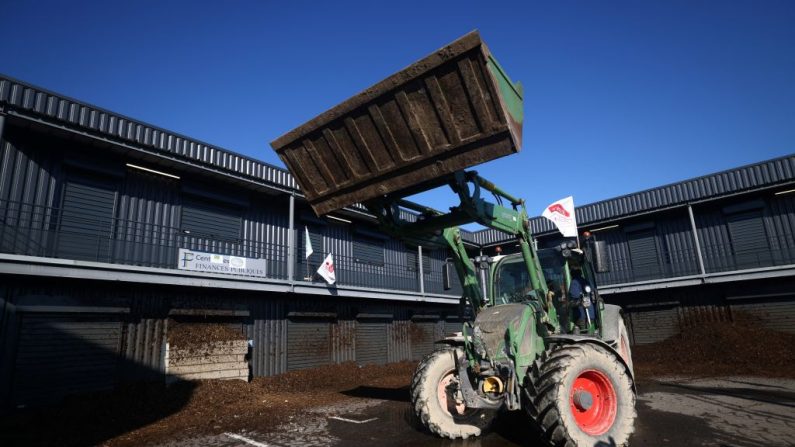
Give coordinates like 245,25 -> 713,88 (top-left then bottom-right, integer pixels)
595,247 -> 702,285
297,252 -> 421,291
701,234 -> 795,274
295,251 -> 461,295
10,197 -> 792,293
0,199 -> 291,279
596,234 -> 795,286
0,199 -> 458,296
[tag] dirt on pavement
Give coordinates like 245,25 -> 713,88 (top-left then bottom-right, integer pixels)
3,321 -> 794,446
0,362 -> 416,447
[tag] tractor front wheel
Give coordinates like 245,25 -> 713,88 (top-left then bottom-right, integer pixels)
410,347 -> 495,439
524,344 -> 636,446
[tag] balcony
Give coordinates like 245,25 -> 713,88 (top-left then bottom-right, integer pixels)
0,199 -> 460,298
596,234 -> 795,291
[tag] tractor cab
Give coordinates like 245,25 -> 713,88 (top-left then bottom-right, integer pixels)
490,241 -> 605,336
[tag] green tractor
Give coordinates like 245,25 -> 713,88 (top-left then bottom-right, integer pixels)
271,31 -> 636,446
366,172 -> 636,445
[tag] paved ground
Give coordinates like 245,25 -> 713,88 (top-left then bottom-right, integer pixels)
158,376 -> 795,447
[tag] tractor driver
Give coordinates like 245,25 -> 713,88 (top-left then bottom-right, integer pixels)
568,267 -> 595,332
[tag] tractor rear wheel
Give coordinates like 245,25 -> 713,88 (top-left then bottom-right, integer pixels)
410,347 -> 495,439
616,318 -> 634,374
524,344 -> 636,447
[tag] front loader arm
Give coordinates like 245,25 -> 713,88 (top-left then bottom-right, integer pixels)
364,170 -> 550,317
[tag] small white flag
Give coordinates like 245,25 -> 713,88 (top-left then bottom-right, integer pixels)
304,226 -> 314,260
317,253 -> 336,285
542,196 -> 578,237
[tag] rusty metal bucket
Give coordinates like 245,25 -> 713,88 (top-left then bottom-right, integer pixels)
270,31 -> 523,216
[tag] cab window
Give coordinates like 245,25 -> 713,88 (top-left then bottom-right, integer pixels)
494,257 -> 531,304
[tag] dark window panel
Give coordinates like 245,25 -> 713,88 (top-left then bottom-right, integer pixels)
353,236 -> 384,266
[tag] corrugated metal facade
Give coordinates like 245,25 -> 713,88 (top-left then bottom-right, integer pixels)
13,313 -> 123,407
610,277 -> 795,344
0,123 -> 454,293
2,74 -> 795,410
482,189 -> 795,290
0,276 -> 460,407
473,155 -> 795,246
0,76 -> 295,191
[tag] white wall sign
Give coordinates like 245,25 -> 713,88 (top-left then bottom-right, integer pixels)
178,248 -> 267,277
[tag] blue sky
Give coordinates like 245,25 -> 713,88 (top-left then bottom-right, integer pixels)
2,1 -> 793,225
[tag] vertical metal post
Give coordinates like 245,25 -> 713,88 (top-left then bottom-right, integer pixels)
418,245 -> 425,296
287,193 -> 295,288
0,286 -> 19,410
0,113 -> 5,144
687,205 -> 707,276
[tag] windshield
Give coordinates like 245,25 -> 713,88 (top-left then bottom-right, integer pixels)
538,248 -> 566,297
494,256 -> 532,304
493,249 -> 566,305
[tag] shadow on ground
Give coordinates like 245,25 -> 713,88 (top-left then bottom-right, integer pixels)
0,321 -> 196,447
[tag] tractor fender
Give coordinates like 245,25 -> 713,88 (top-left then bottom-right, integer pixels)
434,333 -> 466,346
544,334 -> 636,390
600,304 -> 624,343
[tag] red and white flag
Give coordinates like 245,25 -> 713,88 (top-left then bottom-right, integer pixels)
316,253 -> 336,285
542,196 -> 577,237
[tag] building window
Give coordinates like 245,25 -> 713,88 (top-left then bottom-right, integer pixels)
181,198 -> 241,241
57,176 -> 117,262
626,228 -> 661,280
406,246 -> 431,273
727,210 -> 769,268
353,236 -> 384,266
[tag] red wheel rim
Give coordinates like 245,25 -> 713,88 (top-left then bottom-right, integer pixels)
570,369 -> 617,435
437,371 -> 466,416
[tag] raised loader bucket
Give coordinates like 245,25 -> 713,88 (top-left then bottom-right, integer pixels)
270,30 -> 523,216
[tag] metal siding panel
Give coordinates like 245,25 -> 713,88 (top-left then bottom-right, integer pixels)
696,210 -> 735,273
444,319 -> 463,335
730,299 -> 795,334
355,321 -> 388,365
332,317 -> 355,364
353,236 -> 384,266
423,247 -> 449,295
767,194 -> 795,264
248,298 -> 287,377
725,210 -> 771,270
287,319 -> 331,370
181,199 -> 242,242
659,216 -> 700,278
114,170 -> 180,269
0,76 -> 301,192
57,176 -> 116,262
593,228 -> 633,286
244,200 -> 289,279
12,313 -> 122,406
411,321 -> 436,360
470,155 -> 795,245
626,307 -> 679,345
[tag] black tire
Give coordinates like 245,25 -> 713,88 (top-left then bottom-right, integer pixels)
523,344 -> 636,447
410,347 -> 495,439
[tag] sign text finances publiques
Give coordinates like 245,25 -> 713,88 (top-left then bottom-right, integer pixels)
178,248 -> 267,277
